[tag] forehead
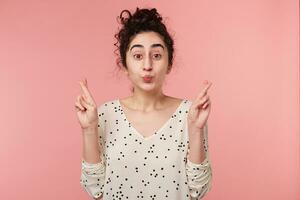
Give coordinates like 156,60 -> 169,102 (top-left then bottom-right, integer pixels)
128,31 -> 165,50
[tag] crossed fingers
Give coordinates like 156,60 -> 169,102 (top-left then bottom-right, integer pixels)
191,81 -> 212,111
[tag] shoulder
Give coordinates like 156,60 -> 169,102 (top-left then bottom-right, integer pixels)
97,98 -> 119,114
168,98 -> 193,115
164,97 -> 193,112
167,96 -> 193,108
182,98 -> 193,109
183,98 -> 193,104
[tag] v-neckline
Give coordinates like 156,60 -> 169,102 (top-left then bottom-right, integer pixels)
117,98 -> 185,141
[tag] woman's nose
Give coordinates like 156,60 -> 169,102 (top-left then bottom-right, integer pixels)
143,57 -> 153,71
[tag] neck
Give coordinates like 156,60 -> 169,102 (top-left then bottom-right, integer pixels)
129,87 -> 168,112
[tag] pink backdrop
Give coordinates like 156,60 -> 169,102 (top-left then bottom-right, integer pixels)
0,0 -> 299,199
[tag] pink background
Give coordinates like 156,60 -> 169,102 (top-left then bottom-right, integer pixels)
0,0 -> 299,199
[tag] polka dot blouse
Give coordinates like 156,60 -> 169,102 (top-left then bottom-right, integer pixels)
80,99 -> 212,200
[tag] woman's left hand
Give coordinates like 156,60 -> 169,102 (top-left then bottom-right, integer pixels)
187,80 -> 212,132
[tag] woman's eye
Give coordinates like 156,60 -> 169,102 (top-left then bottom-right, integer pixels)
133,54 -> 142,60
153,54 -> 162,59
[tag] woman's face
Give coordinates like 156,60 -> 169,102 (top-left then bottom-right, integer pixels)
123,31 -> 171,92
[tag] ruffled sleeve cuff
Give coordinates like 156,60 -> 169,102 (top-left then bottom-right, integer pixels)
186,156 -> 212,199
80,158 -> 106,199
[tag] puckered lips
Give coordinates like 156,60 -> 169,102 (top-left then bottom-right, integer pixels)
142,75 -> 154,83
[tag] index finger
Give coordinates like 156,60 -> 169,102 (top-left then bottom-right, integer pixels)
79,79 -> 94,100
196,81 -> 212,100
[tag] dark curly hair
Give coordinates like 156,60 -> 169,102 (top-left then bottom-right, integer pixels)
114,7 -> 175,71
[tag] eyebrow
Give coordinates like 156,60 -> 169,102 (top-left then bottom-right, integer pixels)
129,43 -> 165,51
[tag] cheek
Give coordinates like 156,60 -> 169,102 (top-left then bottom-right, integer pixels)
125,56 -> 132,68
127,68 -> 140,81
156,61 -> 169,74
126,61 -> 138,74
154,68 -> 168,82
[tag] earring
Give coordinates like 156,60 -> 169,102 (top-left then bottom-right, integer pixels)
167,67 -> 171,73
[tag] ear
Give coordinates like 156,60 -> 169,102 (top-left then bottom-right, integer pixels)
166,65 -> 172,74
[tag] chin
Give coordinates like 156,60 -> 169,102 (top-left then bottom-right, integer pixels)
139,83 -> 157,91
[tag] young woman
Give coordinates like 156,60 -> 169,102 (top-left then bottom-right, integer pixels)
76,7 -> 213,200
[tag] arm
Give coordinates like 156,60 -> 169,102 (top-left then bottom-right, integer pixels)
186,123 -> 212,200
187,126 -> 206,164
80,125 -> 106,199
82,126 -> 101,164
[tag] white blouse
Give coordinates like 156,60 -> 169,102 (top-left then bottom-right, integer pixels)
80,98 -> 212,200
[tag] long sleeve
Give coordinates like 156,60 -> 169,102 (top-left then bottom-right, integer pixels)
79,105 -> 107,199
185,123 -> 212,200
80,158 -> 106,199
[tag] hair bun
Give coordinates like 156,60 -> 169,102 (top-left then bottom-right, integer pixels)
132,7 -> 162,23
118,7 -> 163,27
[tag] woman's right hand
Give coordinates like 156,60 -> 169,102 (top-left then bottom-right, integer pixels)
75,78 -> 98,131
